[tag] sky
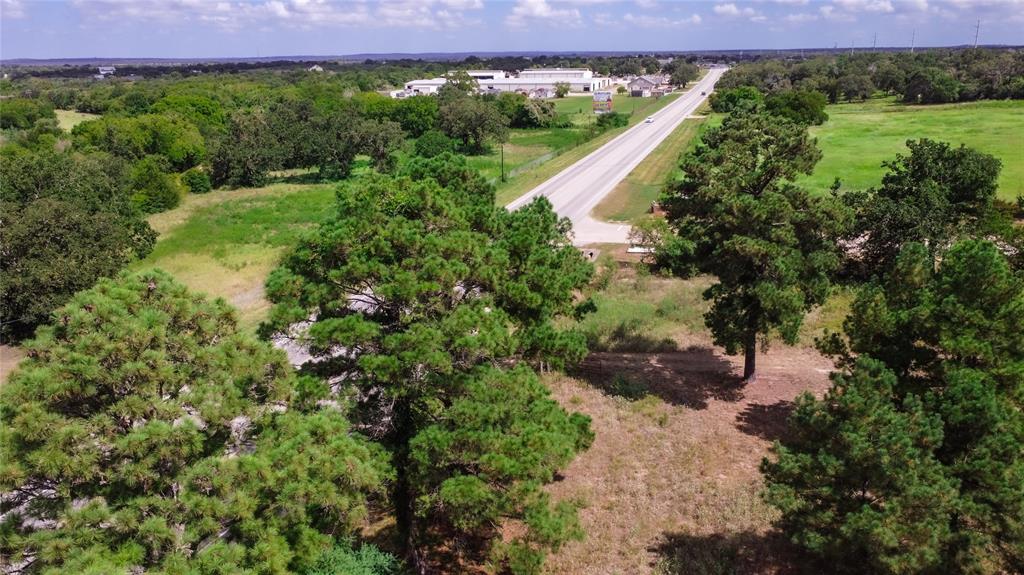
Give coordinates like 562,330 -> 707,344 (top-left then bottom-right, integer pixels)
1,0 -> 1022,60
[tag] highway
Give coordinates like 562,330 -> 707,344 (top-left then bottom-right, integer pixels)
505,67 -> 726,245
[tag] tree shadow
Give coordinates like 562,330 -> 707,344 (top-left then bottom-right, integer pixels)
585,318 -> 680,353
735,401 -> 795,443
571,347 -> 741,410
268,170 -> 326,185
650,529 -> 808,575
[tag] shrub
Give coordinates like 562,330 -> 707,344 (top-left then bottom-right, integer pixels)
708,86 -> 764,113
596,111 -> 628,129
414,129 -> 456,158
181,167 -> 213,193
129,156 -> 182,212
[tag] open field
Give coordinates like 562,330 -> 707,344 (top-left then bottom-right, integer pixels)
592,117 -> 707,223
799,98 -> 1024,200
136,183 -> 335,330
54,109 -> 99,131
541,264 -> 844,574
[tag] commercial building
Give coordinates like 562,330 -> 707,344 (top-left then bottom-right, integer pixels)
628,75 -> 669,97
394,68 -> 612,98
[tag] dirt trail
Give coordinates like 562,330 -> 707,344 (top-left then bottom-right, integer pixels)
544,337 -> 833,575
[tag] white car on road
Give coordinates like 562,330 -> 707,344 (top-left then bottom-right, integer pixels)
644,116 -> 654,123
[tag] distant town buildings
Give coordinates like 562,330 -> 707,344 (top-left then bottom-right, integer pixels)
392,68 -> 612,99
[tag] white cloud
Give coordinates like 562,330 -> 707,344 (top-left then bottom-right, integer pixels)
620,11 -> 701,27
67,0 -> 483,31
635,0 -> 658,8
784,11 -> 818,22
1,0 -> 26,18
834,0 -> 894,13
819,4 -> 854,21
713,2 -> 764,20
506,0 -> 582,27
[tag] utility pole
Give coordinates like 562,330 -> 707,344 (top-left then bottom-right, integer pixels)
872,32 -> 877,52
910,29 -> 916,54
850,39 -> 855,55
973,19 -> 981,48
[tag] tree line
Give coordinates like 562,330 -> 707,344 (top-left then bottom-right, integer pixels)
718,48 -> 1024,104
0,67 -> 574,341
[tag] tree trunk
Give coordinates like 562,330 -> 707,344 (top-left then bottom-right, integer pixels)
742,330 -> 757,384
393,402 -> 429,574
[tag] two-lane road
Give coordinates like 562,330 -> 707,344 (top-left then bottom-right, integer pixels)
506,67 -> 726,245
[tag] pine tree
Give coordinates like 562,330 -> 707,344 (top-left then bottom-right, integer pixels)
262,153 -> 594,573
0,270 -> 392,574
764,240 -> 1024,574
660,111 -> 850,382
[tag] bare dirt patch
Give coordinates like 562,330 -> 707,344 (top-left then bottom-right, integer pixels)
544,334 -> 833,575
0,344 -> 28,386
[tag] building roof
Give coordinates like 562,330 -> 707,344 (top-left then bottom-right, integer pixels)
628,76 -> 658,88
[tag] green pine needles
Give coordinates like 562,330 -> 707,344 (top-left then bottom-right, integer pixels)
764,240 -> 1024,574
262,153 -> 594,573
0,270 -> 392,574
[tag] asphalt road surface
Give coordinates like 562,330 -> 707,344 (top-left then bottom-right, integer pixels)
506,67 -> 726,245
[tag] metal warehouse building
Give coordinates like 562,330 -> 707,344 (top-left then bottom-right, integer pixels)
397,68 -> 612,97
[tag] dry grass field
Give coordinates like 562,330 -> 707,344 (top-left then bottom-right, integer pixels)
538,263 -> 846,575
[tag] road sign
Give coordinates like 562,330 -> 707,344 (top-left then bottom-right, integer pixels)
593,91 -> 613,114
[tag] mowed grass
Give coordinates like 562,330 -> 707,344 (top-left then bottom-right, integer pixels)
592,117 -> 707,223
799,98 -> 1024,200
54,109 -> 100,131
136,183 -> 337,330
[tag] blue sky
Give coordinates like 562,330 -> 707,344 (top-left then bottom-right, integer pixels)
1,1 -> 1022,59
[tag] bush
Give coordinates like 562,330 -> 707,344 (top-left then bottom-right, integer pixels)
709,86 -> 764,113
414,129 -> 456,158
181,167 -> 212,193
765,90 -> 829,125
596,111 -> 628,129
129,156 -> 182,213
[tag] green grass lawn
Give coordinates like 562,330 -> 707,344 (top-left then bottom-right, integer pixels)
799,98 -> 1024,200
54,109 -> 100,131
137,183 -> 336,330
592,117 -> 708,223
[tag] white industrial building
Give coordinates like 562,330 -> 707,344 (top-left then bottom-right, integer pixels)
395,68 -> 612,98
